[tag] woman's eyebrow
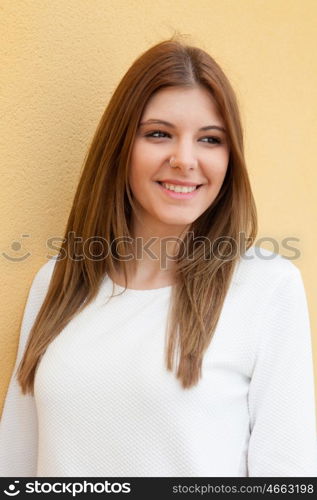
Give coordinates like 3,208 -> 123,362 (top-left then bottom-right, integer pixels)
139,119 -> 226,133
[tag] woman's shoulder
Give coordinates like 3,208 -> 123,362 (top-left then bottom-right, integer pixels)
27,256 -> 59,302
33,255 -> 59,284
232,244 -> 302,289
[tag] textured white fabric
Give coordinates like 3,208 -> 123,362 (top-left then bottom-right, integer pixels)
0,246 -> 317,477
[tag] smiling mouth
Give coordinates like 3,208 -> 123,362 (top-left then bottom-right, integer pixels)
156,181 -> 203,191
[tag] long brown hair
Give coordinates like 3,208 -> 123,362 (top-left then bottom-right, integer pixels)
17,35 -> 257,395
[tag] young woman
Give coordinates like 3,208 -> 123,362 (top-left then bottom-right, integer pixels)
1,37 -> 316,477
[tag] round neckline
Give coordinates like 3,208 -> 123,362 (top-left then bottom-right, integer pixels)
106,275 -> 173,293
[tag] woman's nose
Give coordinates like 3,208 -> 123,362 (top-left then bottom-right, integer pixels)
170,145 -> 198,170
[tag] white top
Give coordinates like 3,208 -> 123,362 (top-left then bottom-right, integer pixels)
0,246 -> 317,477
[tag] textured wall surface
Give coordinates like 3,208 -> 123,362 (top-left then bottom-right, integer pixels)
1,0 -> 316,417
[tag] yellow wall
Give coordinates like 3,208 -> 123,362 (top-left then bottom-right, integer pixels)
1,0 -> 316,416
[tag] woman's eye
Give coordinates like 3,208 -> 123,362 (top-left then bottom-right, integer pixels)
201,136 -> 222,144
145,130 -> 169,138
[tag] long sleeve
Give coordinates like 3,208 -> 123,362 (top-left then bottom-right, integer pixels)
0,259 -> 55,476
247,265 -> 317,476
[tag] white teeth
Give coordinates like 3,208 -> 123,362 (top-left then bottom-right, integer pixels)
161,182 -> 197,193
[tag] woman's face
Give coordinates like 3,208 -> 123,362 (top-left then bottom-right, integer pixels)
128,85 -> 230,237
